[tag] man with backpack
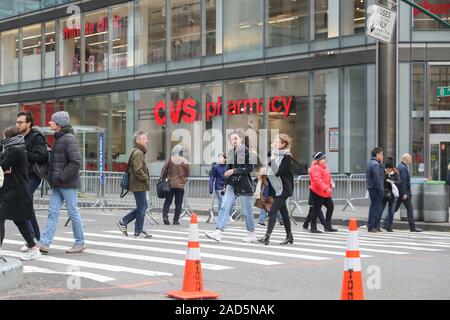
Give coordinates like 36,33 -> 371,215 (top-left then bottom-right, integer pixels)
16,110 -> 49,252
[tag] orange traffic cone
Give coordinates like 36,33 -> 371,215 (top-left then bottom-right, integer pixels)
341,219 -> 364,300
167,213 -> 220,300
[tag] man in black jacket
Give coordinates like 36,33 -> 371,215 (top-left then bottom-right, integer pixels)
366,147 -> 385,232
394,153 -> 423,232
16,110 -> 48,251
39,111 -> 86,254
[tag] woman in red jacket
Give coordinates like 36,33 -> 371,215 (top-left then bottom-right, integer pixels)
309,152 -> 338,233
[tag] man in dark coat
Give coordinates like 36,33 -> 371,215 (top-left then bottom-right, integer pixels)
205,129 -> 256,243
366,147 -> 385,232
16,110 -> 49,251
39,111 -> 86,254
394,153 -> 423,232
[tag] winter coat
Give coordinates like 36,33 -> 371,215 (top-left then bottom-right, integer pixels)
309,161 -> 333,198
366,157 -> 385,194
24,127 -> 48,178
226,145 -> 254,196
209,163 -> 226,193
384,170 -> 401,200
0,140 -> 34,221
48,126 -> 81,189
397,161 -> 412,197
128,145 -> 150,192
267,153 -> 294,198
161,155 -> 190,189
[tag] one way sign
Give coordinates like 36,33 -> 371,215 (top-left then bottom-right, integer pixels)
366,4 -> 396,43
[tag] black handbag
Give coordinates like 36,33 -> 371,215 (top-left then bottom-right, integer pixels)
157,178 -> 171,198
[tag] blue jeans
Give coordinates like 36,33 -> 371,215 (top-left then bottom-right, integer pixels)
40,187 -> 85,247
214,190 -> 224,212
216,186 -> 255,232
368,189 -> 384,229
122,191 -> 148,235
26,175 -> 42,241
381,197 -> 398,229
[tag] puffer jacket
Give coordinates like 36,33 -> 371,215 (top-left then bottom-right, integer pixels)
309,161 -> 332,198
48,126 -> 81,189
129,145 -> 150,192
366,157 -> 384,194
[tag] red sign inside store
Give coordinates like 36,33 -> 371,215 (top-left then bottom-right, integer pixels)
413,1 -> 450,17
153,96 -> 295,126
63,15 -> 124,40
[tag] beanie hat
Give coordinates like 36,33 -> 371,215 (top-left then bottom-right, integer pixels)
312,151 -> 326,161
51,111 -> 70,128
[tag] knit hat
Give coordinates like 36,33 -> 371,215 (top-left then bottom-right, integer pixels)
312,151 -> 326,161
51,111 -> 70,128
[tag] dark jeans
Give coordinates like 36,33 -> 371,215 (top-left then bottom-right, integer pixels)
309,191 -> 334,230
122,191 -> 148,235
163,188 -> 185,222
394,196 -> 416,230
0,218 -> 36,248
26,175 -> 42,241
368,189 -> 384,229
266,196 -> 292,236
381,197 -> 398,229
304,207 -> 326,227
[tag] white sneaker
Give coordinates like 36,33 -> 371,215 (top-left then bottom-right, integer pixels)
21,246 -> 42,261
242,232 -> 257,243
20,243 -> 29,252
205,230 -> 222,242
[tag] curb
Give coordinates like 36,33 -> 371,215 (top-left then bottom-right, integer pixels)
0,258 -> 23,291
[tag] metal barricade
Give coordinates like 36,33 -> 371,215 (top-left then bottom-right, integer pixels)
342,174 -> 367,212
289,175 -> 310,224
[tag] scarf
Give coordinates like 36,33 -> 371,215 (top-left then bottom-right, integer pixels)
267,148 -> 291,196
2,135 -> 25,152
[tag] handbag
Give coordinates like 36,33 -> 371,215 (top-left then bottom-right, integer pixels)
254,197 -> 274,213
120,150 -> 136,198
156,178 -> 171,198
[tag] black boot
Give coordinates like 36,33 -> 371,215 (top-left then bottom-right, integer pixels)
257,234 -> 270,245
324,222 -> 338,232
280,233 -> 293,245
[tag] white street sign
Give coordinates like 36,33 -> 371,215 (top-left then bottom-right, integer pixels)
366,4 -> 396,44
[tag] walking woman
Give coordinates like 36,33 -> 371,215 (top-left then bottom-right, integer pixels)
161,144 -> 190,225
117,131 -> 152,239
380,157 -> 400,232
0,126 -> 41,261
258,134 -> 294,245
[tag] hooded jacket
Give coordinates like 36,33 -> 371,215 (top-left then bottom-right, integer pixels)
309,160 -> 332,198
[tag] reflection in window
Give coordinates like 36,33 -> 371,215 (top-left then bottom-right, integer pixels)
1,29 -> 19,84
135,0 -> 166,66
314,0 -> 339,40
44,22 -> 56,79
413,0 -> 450,30
84,10 -> 109,73
57,16 -> 81,76
204,0 -> 220,56
268,0 -> 308,47
22,24 -> 42,82
111,3 -> 133,71
170,0 -> 201,61
341,0 -> 366,36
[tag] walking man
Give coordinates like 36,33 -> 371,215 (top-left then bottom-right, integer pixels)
39,111 -> 86,254
394,153 -> 423,232
366,147 -> 385,232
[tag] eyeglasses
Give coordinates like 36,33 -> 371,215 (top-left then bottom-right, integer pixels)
16,121 -> 27,125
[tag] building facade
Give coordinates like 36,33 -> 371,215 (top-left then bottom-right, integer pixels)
0,0 -> 449,177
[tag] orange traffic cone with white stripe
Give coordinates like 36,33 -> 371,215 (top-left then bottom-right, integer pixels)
341,219 -> 364,300
167,213 -> 220,300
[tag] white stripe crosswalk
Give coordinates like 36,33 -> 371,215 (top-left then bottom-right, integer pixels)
3,223 -> 450,286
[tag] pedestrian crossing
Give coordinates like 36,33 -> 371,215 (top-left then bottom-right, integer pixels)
3,223 -> 450,287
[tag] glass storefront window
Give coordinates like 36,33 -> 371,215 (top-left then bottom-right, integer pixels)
84,9 -> 109,73
268,0 -> 308,47
111,3 -> 134,71
135,0 -> 166,67
430,65 -> 450,111
267,73 -> 309,175
412,63 -> 425,177
203,82 -> 223,165
22,23 -> 42,82
110,92 -> 132,171
204,0 -> 221,57
44,22 -> 56,79
22,102 -> 42,126
224,0 -> 263,62
57,16 -> 81,76
313,0 -> 339,40
58,97 -> 81,126
341,0 -> 366,36
170,0 -> 201,62
413,0 -> 450,30
135,87 -> 166,174
1,29 -> 19,84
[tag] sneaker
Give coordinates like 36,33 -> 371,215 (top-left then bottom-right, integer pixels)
66,244 -> 87,253
38,242 -> 49,254
21,247 -> 41,261
134,231 -> 152,239
20,243 -> 29,252
205,230 -> 222,242
242,232 -> 257,243
116,220 -> 128,237
257,222 -> 266,227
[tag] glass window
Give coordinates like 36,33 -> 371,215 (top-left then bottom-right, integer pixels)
22,24 -> 42,82
135,0 -> 166,67
412,63 -> 425,177
413,0 -> 450,30
84,9 -> 109,73
110,92 -> 132,171
26,0 -> 41,11
44,22 -> 56,79
203,81 -> 223,165
57,16 -> 81,76
170,0 -> 201,62
224,0 -> 263,62
0,104 -> 19,133
58,97 -> 81,126
267,73 -> 309,175
341,0 -> 366,36
314,0 -> 339,40
268,0 -> 308,47
313,69 -> 339,172
430,65 -> 450,111
204,0 -> 221,57
1,29 -> 19,85
0,2 -> 13,20
135,88 -> 167,174
111,3 -> 134,71
22,102 -> 42,126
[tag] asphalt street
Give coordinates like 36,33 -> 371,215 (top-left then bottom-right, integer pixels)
1,209 -> 450,300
